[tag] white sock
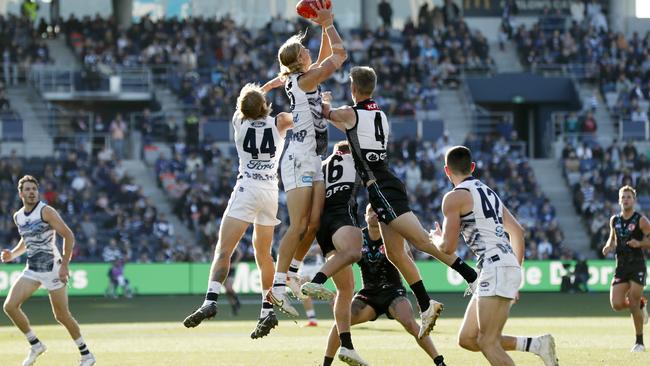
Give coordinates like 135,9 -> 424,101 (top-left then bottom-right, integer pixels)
306,309 -> 316,319
515,336 -> 533,352
203,281 -> 222,306
288,259 -> 302,278
24,330 -> 38,344
74,336 -> 90,356
260,290 -> 274,318
272,272 -> 287,294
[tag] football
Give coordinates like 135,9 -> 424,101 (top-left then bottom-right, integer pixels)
296,0 -> 332,19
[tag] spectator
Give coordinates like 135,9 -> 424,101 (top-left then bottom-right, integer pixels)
442,0 -> 460,27
582,111 -> 597,133
110,114 -> 128,159
378,0 -> 393,28
103,239 -> 123,262
631,105 -> 649,124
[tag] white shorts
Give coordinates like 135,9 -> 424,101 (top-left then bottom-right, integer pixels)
280,150 -> 323,192
223,183 -> 280,226
476,264 -> 521,300
20,260 -> 65,291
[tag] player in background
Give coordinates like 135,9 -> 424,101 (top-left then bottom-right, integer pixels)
602,185 -> 649,352
183,83 -> 293,340
297,243 -> 325,326
429,146 -> 558,366
107,259 -> 133,299
264,0 -> 348,317
312,141 -> 368,366
223,246 -> 243,316
1,175 -> 96,366
323,204 -> 448,366
321,66 -> 477,338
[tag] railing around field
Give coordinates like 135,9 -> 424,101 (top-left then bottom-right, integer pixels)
529,63 -> 598,81
30,66 -> 153,95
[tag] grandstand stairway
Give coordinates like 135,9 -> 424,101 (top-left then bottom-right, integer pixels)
156,88 -> 186,137
439,89 -> 473,144
45,38 -> 81,68
122,160 -> 193,242
577,83 -> 616,141
529,159 -> 593,258
489,42 -> 523,73
5,85 -> 54,157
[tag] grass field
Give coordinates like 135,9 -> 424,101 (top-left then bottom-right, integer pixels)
0,293 -> 647,365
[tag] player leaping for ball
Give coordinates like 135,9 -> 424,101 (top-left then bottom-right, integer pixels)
183,84 -> 293,340
321,66 -> 477,338
429,146 -> 558,366
2,175 -> 96,366
264,0 -> 348,317
602,185 -> 649,352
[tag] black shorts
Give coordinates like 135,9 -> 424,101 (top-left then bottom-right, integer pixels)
316,205 -> 359,256
367,179 -> 411,224
613,262 -> 647,286
354,286 -> 407,320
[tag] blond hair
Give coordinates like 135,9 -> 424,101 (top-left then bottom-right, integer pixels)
278,33 -> 307,77
619,185 -> 637,199
18,175 -> 39,192
350,66 -> 377,96
236,83 -> 270,121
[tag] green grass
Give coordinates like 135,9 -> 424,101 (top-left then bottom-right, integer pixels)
0,293 -> 647,365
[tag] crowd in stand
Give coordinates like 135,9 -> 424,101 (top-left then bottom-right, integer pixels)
562,139 -> 650,256
512,2 -> 611,68
61,11 -> 493,118
0,14 -> 52,86
0,147 -> 209,265
152,126 -> 565,262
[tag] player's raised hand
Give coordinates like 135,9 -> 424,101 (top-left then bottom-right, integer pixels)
58,262 -> 70,284
429,222 -> 443,246
311,0 -> 333,27
1,249 -> 12,263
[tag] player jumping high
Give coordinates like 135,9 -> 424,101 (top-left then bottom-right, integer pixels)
602,185 -> 649,352
182,83 -> 293,340
322,66 -> 477,338
429,146 -> 558,366
266,0 -> 347,317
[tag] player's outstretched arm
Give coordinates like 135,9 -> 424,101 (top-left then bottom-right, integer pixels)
602,216 -> 616,256
1,239 -> 25,263
310,8 -> 332,70
261,77 -> 284,93
627,216 -> 650,249
503,206 -> 525,265
276,112 -> 294,135
43,206 -> 75,283
299,3 -> 347,91
322,92 -> 355,130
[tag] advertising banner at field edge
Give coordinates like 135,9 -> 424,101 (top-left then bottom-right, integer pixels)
0,260 -> 645,297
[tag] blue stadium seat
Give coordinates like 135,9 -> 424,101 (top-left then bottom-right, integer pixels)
390,120 -> 417,140
203,119 -> 231,142
621,121 -> 647,140
1,118 -> 23,141
421,119 -> 444,141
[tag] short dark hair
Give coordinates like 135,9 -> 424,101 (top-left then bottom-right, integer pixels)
445,146 -> 473,175
350,66 -> 377,96
18,175 -> 39,192
334,140 -> 350,153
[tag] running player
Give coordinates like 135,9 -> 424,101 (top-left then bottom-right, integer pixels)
182,83 -> 293,340
266,0 -> 348,317
1,175 -> 96,366
323,204 -> 448,366
602,185 -> 649,352
322,66 -> 477,338
312,141 -> 368,366
429,146 -> 558,366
